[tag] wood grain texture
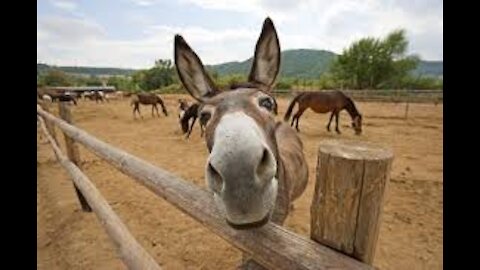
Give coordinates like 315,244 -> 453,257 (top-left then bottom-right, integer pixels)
38,105 -> 373,270
40,103 -> 58,145
353,157 -> 392,263
58,102 -> 92,212
38,115 -> 162,270
311,139 -> 393,265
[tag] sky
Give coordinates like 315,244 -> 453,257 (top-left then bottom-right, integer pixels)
37,0 -> 443,69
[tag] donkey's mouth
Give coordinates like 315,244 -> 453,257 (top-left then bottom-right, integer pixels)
225,213 -> 270,230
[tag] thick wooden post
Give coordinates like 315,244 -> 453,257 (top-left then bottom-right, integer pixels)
58,102 -> 92,212
311,139 -> 393,265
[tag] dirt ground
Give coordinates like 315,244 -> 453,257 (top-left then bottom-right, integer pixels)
37,94 -> 443,270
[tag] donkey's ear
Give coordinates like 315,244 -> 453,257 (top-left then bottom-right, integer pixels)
248,18 -> 281,90
175,35 -> 218,101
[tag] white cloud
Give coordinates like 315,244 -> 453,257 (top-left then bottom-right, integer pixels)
180,0 -> 443,60
37,0 -> 443,68
128,0 -> 161,6
37,16 -> 260,68
49,0 -> 77,12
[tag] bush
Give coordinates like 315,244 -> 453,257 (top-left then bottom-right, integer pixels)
275,79 -> 293,90
158,84 -> 186,94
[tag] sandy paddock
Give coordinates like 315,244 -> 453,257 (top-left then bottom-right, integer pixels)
37,94 -> 443,269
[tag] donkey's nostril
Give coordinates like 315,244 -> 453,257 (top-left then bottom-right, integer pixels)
207,162 -> 223,192
256,148 -> 273,182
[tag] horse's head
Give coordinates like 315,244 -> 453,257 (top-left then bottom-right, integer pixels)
352,114 -> 362,135
175,18 -> 281,229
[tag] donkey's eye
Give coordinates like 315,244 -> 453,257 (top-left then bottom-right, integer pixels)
259,97 -> 274,111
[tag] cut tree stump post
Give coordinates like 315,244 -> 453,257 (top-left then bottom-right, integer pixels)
58,102 -> 92,212
311,139 -> 393,265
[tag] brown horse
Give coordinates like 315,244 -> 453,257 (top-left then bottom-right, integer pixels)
84,91 -> 106,103
174,17 -> 308,229
179,102 -> 210,139
131,92 -> 168,119
48,92 -> 78,105
177,98 -> 190,119
284,91 -> 363,135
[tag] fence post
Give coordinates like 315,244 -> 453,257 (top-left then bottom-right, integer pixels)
58,102 -> 92,212
39,103 -> 58,145
404,91 -> 410,119
310,139 -> 393,265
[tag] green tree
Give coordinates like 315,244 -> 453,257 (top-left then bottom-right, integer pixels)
134,59 -> 176,91
85,75 -> 103,86
107,76 -> 136,91
331,29 -> 418,89
40,70 -> 73,86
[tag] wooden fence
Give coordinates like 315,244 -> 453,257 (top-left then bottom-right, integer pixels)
273,89 -> 443,104
37,102 -> 394,270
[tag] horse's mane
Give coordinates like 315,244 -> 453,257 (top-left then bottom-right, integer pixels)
344,95 -> 361,118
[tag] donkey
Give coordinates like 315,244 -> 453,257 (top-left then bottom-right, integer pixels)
174,17 -> 308,229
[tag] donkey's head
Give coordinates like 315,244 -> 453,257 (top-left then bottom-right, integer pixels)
175,18 -> 281,229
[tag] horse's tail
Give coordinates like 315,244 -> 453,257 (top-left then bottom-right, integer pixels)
284,92 -> 304,121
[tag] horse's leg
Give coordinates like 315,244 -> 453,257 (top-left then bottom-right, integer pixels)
134,104 -> 143,119
133,104 -> 138,119
155,104 -> 160,117
335,111 -> 341,134
294,108 -> 307,132
186,117 -> 197,139
327,111 -> 335,132
151,105 -> 155,117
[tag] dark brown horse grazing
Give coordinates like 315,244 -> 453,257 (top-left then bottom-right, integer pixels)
179,102 -> 210,139
84,91 -> 106,103
284,91 -> 363,135
48,92 -> 77,105
131,93 -> 168,119
177,98 -> 190,119
174,17 -> 308,230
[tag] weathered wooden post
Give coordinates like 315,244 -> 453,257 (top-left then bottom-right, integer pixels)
311,139 -> 393,265
404,90 -> 411,119
39,102 -> 58,145
58,102 -> 92,212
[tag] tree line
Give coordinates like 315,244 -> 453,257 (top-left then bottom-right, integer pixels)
37,29 -> 442,91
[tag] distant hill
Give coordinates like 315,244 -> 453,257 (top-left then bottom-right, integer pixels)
208,49 -> 443,79
207,49 -> 337,79
37,49 -> 442,79
413,61 -> 443,77
37,63 -> 138,77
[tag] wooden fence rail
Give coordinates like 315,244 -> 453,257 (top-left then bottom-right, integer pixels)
37,104 -> 373,270
272,89 -> 443,104
37,114 -> 162,270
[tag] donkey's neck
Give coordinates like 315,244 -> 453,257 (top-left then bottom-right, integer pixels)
271,122 -> 309,225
